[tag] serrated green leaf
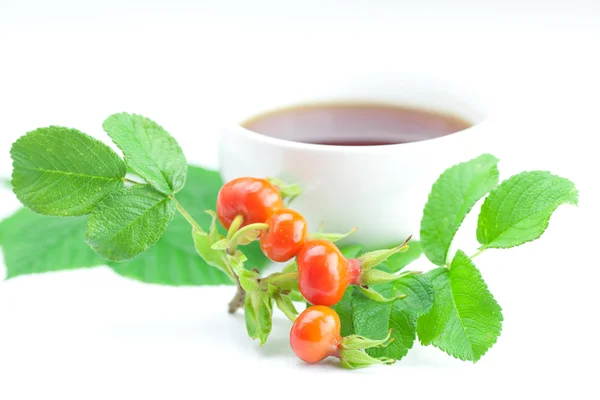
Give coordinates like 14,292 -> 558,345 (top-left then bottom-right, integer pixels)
334,286 -> 358,337
477,171 -> 578,249
103,113 -> 187,195
0,209 -> 104,278
86,185 -> 175,261
109,165 -> 269,285
340,245 -> 363,259
1,166 -> 269,285
417,250 -> 503,362
351,283 -> 416,361
109,212 -> 232,285
420,154 -> 499,266
394,274 -> 434,315
350,274 -> 433,360
10,126 -> 126,216
244,290 -> 274,345
385,240 -> 422,272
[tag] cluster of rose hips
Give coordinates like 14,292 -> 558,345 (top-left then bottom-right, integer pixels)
216,177 -> 407,368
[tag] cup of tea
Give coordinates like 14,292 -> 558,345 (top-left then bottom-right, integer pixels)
219,73 -> 493,247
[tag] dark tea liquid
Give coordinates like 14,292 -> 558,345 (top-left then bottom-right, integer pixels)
242,103 -> 472,146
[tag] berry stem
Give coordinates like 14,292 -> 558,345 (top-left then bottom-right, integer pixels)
260,271 -> 299,291
228,275 -> 246,314
227,214 -> 244,240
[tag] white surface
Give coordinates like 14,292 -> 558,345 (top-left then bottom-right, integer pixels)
1,1 -> 599,399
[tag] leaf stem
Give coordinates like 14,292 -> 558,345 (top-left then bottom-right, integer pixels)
172,196 -> 204,233
470,249 -> 486,260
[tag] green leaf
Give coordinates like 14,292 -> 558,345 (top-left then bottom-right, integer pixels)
109,166 -> 269,285
103,113 -> 187,195
420,154 -> 499,266
385,240 -> 422,272
1,166 -> 268,285
340,245 -> 363,259
334,286 -> 358,337
85,185 -> 175,261
10,126 -> 126,216
477,171 -> 578,249
352,283 -> 415,361
351,274 -> 433,360
0,209 -> 104,278
417,250 -> 503,362
109,212 -> 233,285
244,290 -> 274,345
394,274 -> 434,315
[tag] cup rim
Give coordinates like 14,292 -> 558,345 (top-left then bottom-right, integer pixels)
228,105 -> 489,154
228,119 -> 487,153
226,73 -> 491,153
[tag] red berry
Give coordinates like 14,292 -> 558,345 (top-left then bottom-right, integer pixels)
216,177 -> 284,229
260,208 -> 308,262
297,240 -> 361,306
290,306 -> 341,364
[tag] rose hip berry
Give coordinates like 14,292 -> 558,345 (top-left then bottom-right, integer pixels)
290,305 -> 342,364
290,305 -> 396,368
297,240 -> 361,306
216,177 -> 284,229
260,208 -> 308,262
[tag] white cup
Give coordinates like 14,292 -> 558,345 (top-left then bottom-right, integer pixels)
219,73 -> 493,248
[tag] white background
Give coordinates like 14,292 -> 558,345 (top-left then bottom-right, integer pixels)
1,1 -> 599,399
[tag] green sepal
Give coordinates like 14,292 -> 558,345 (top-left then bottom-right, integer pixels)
205,210 -> 219,240
339,350 -> 395,369
357,236 -> 412,270
282,261 -> 297,273
286,288 -> 305,302
228,222 -> 268,252
362,269 -> 421,285
191,229 -> 235,282
229,251 -> 259,291
191,210 -> 235,281
342,329 -> 395,350
359,286 -> 406,303
308,227 -> 357,243
273,293 -> 298,322
244,290 -> 274,345
211,239 -> 229,250
338,329 -> 396,368
267,177 -> 302,203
